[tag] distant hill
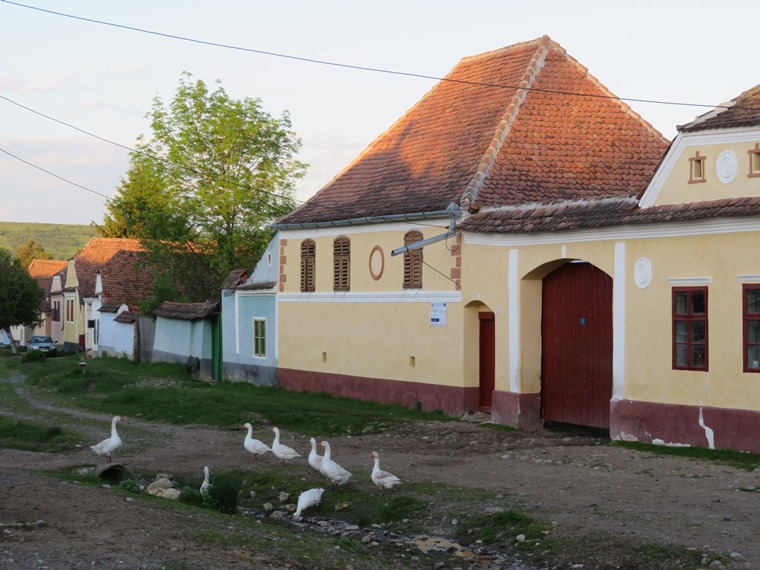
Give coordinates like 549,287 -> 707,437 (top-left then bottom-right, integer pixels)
0,221 -> 98,260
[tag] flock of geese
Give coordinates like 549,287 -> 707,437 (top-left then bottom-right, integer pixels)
90,416 -> 402,520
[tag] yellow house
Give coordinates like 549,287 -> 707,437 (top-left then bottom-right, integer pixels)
462,83 -> 760,452
273,37 -> 673,429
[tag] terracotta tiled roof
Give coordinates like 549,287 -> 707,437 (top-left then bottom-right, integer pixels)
28,259 -> 67,278
678,83 -> 760,132
460,195 -> 760,234
99,250 -> 155,312
277,36 -> 668,226
59,238 -> 142,297
154,300 -> 219,321
28,259 -> 67,313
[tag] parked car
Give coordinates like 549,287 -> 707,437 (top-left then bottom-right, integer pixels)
28,335 -> 57,356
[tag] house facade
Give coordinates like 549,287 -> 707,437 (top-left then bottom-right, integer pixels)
95,249 -> 155,359
10,258 -> 67,346
49,238 -> 141,352
272,37 -> 670,420
221,237 -> 279,386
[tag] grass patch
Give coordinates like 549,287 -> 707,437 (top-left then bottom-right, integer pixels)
613,440 -> 760,470
457,509 -> 549,546
0,415 -> 82,452
9,354 -> 454,436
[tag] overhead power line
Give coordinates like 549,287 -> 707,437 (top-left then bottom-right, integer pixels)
0,146 -> 111,200
1,0 -> 749,113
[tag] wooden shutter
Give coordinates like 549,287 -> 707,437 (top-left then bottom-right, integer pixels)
403,231 -> 423,289
300,240 -> 315,292
333,237 -> 350,291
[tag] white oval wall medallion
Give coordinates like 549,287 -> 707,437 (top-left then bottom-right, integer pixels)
716,150 -> 738,184
634,257 -> 652,289
369,245 -> 384,281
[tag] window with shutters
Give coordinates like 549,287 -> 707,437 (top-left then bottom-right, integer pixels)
300,239 -> 315,292
403,230 -> 423,289
333,236 -> 350,291
672,287 -> 708,371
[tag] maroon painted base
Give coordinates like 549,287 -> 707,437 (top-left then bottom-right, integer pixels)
279,369 -> 479,415
611,399 -> 760,453
491,390 -> 543,429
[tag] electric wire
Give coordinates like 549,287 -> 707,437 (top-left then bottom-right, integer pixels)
0,146 -> 111,200
1,0 -> 755,113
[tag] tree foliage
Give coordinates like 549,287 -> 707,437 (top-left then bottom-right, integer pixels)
0,248 -> 44,341
16,239 -> 52,269
99,72 -> 305,301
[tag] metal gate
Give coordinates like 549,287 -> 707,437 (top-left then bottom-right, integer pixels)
541,262 -> 612,429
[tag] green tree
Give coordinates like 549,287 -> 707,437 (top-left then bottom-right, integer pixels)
100,72 -> 305,301
0,248 -> 44,352
95,153 -> 175,239
16,239 -> 52,269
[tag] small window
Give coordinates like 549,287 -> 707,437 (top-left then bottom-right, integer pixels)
333,236 -> 350,291
403,231 -> 424,289
300,239 -> 315,292
253,318 -> 266,358
689,151 -> 706,184
748,143 -> 760,178
66,299 -> 75,323
672,287 -> 708,371
744,284 -> 760,372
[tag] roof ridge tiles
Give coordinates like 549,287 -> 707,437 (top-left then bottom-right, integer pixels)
462,36 -> 553,205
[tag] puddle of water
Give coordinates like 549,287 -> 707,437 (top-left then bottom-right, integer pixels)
410,535 -> 474,559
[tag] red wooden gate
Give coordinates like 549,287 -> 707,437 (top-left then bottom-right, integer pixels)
541,263 -> 612,429
479,312 -> 495,412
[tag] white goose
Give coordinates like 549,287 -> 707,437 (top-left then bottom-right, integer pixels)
293,487 -> 325,520
242,422 -> 271,460
318,440 -> 352,486
271,427 -> 301,463
370,451 -> 401,491
90,415 -> 123,463
308,437 -> 324,474
200,466 -> 210,495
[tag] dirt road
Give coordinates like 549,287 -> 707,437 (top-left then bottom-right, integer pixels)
1,376 -> 758,569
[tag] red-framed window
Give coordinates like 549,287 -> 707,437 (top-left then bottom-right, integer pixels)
672,287 -> 708,371
744,284 -> 760,373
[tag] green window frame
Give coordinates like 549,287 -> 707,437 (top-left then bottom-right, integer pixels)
672,287 -> 708,371
744,284 -> 760,373
253,318 -> 266,358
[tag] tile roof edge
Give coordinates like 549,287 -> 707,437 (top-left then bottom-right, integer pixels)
462,35 -> 553,205
474,194 -> 639,214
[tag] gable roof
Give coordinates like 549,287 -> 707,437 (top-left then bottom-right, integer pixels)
28,259 -> 67,312
98,250 -> 155,312
678,83 -> 760,132
28,259 -> 67,278
59,238 -> 142,298
278,36 -> 668,226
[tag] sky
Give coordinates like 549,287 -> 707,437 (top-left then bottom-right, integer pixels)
0,0 -> 758,226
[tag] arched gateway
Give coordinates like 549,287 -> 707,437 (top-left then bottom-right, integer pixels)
541,262 -> 613,429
